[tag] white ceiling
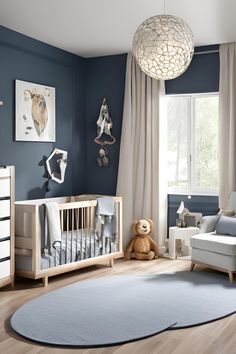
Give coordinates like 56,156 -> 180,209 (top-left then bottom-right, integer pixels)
0,0 -> 235,58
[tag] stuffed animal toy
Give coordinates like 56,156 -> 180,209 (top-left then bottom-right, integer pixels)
124,219 -> 159,260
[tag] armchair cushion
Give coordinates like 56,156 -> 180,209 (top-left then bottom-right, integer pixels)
199,214 -> 220,233
215,216 -> 236,236
191,233 -> 236,256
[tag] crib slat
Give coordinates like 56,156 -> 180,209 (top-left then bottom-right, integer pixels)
59,241 -> 62,265
81,208 -> 83,260
102,223 -> 105,255
60,210 -> 63,231
85,208 -> 87,259
65,209 -> 68,263
90,209 -> 92,258
76,207 -> 79,260
58,210 -> 62,266
71,209 -> 74,262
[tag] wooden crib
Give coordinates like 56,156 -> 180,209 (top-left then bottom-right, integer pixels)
15,195 -> 123,286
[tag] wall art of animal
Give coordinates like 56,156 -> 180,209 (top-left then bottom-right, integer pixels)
15,80 -> 55,142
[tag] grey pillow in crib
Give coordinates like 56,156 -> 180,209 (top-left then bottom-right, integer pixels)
215,215 -> 236,236
199,214 -> 220,233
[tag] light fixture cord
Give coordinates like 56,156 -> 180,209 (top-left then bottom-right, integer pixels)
163,0 -> 166,14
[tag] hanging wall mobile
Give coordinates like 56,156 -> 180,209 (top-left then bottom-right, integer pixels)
94,97 -> 116,167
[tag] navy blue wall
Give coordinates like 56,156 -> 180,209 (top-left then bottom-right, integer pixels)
168,195 -> 219,228
85,54 -> 127,195
166,45 -> 219,94
0,26 -> 86,200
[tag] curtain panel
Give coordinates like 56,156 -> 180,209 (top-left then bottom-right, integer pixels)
219,43 -> 236,208
116,53 -> 167,248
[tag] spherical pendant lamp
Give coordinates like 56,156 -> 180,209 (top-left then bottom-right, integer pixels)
132,15 -> 194,80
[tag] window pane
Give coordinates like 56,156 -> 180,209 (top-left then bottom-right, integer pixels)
167,97 -> 189,191
194,96 -> 218,190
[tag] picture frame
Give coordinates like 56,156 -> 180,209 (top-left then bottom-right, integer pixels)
15,80 -> 56,142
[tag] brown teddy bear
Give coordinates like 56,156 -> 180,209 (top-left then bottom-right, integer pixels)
124,219 -> 159,260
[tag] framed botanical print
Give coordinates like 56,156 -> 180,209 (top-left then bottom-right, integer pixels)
15,80 -> 56,142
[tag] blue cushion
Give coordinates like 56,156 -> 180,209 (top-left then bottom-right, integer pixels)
215,216 -> 236,236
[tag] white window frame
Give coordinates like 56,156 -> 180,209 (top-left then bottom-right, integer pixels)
167,92 -> 219,196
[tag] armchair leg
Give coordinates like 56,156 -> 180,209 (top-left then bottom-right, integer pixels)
109,258 -> 114,267
190,262 -> 195,272
228,271 -> 234,283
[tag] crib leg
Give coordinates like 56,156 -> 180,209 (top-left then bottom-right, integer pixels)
109,258 -> 114,267
42,276 -> 48,287
11,277 -> 15,288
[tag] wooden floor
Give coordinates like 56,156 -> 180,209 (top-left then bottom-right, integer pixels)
1,258 -> 236,354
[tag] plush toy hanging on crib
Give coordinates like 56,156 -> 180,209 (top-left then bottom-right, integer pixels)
94,97 -> 116,167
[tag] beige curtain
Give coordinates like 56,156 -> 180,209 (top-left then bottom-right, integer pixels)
219,43 -> 236,208
116,53 -> 167,249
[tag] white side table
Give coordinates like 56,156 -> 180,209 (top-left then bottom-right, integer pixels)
169,226 -> 199,259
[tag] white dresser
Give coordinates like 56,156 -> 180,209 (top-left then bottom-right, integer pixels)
0,166 -> 14,288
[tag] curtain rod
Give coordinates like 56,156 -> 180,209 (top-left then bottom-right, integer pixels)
194,50 -> 219,55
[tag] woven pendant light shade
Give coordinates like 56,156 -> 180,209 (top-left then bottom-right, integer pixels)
132,15 -> 194,80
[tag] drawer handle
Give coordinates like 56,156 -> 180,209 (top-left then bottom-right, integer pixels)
0,236 -> 10,242
0,217 -> 10,222
0,196 -> 10,201
0,256 -> 10,263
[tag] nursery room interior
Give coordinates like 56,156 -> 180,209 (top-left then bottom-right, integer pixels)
1,0 -> 236,353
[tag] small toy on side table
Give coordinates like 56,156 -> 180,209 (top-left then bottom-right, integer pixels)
124,219 -> 159,260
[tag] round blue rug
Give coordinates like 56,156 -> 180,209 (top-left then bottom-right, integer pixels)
10,271 -> 236,347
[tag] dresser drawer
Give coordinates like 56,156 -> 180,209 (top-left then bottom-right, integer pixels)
0,168 -> 10,178
0,200 -> 10,218
0,259 -> 10,279
0,178 -> 10,198
0,219 -> 10,239
0,240 -> 10,259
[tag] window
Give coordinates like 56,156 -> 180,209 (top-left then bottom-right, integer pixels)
167,93 -> 219,195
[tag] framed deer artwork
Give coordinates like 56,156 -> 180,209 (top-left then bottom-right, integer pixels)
15,80 -> 56,142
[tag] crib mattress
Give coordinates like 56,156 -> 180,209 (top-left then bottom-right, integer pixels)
15,228 -> 117,271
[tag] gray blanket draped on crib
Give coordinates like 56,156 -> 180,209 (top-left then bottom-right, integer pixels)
39,202 -> 61,254
96,197 -> 117,254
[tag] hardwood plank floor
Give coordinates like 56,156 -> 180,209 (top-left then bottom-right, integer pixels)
0,258 -> 235,354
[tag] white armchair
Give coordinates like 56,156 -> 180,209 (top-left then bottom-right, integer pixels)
190,192 -> 236,282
